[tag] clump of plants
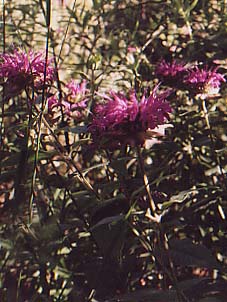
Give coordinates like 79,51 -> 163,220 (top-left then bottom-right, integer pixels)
0,1 -> 227,302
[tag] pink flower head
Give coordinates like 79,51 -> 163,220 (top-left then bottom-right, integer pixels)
89,86 -> 172,148
155,59 -> 188,80
92,91 -> 139,131
48,80 -> 88,121
66,80 -> 87,101
0,48 -> 55,97
64,80 -> 88,119
139,87 -> 172,130
183,66 -> 225,97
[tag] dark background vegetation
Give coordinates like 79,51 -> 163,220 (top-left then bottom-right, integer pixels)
0,0 -> 227,301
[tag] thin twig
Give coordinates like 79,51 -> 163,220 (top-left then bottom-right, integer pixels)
136,145 -> 156,215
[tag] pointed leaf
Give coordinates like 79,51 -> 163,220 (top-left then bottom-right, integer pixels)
169,238 -> 221,270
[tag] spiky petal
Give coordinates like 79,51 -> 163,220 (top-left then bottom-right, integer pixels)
0,48 -> 55,97
48,80 -> 88,120
156,59 -> 188,79
184,66 -> 225,97
89,86 -> 172,148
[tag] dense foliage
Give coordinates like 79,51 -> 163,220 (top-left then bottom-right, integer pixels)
0,1 -> 227,301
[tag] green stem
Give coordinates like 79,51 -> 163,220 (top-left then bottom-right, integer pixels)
136,145 -> 189,302
136,145 -> 156,214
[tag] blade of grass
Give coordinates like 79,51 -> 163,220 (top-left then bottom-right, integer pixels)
57,0 -> 77,64
29,0 -> 52,223
0,0 -> 6,155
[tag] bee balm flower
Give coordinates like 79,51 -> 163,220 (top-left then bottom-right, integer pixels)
155,59 -> 188,85
48,80 -> 88,121
183,66 -> 225,98
89,86 -> 172,148
0,48 -> 55,97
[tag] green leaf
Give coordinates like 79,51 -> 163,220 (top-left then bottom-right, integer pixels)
71,190 -> 97,212
110,156 -> 132,177
28,150 -> 58,163
0,239 -> 14,250
162,189 -> 198,209
168,238 -> 221,270
44,174 -> 72,188
105,289 -> 177,302
90,215 -> 128,259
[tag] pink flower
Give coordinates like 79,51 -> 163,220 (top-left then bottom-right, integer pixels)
91,91 -> 139,131
89,86 -> 172,148
48,80 -> 88,120
0,48 -> 55,97
156,59 -> 225,97
183,66 -> 225,97
66,80 -> 87,101
139,87 -> 172,130
155,59 -> 188,80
